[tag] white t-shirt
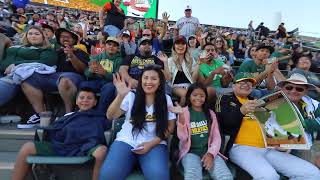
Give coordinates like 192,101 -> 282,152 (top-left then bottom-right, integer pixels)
176,16 -> 200,38
115,91 -> 176,148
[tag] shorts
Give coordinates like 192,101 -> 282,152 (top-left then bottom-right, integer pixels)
34,141 -> 101,156
24,72 -> 84,92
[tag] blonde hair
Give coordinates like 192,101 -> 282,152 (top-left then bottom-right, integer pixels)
21,26 -> 51,49
171,45 -> 193,72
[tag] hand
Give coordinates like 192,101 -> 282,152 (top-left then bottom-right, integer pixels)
128,79 -> 138,89
113,73 -> 130,97
162,12 -> 170,24
157,51 -> 168,62
132,141 -> 154,155
4,64 -> 15,74
201,32 -> 209,39
240,100 -> 258,115
63,45 -> 74,58
169,102 -> 184,115
211,66 -> 224,76
202,153 -> 214,171
265,61 -> 278,74
95,64 -> 106,75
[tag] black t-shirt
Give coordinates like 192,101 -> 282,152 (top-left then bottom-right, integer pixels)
174,70 -> 191,84
104,3 -> 126,30
56,49 -> 89,73
122,54 -> 164,80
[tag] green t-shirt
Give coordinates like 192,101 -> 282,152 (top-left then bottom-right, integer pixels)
238,60 -> 265,77
199,59 -> 224,88
189,108 -> 209,157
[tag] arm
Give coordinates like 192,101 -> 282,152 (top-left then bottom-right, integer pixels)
207,111 -> 221,157
123,42 -> 137,55
68,50 -> 88,73
176,111 -> 189,143
106,94 -> 125,119
119,65 -> 134,83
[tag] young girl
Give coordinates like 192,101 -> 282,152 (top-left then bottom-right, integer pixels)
99,65 -> 176,180
170,82 -> 233,180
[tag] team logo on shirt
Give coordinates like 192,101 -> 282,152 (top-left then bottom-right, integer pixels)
100,59 -> 114,73
129,113 -> 156,122
190,120 -> 208,136
130,56 -> 156,69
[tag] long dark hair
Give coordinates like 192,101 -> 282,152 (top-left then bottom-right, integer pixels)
131,65 -> 168,140
185,82 -> 213,135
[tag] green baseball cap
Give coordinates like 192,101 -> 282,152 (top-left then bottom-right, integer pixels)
234,72 -> 256,85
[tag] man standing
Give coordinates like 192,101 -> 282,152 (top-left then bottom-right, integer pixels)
18,28 -> 89,128
176,5 -> 200,38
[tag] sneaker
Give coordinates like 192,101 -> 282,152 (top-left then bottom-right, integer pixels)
0,115 -> 21,123
17,114 -> 40,129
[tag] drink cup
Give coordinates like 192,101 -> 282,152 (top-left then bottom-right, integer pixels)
39,111 -> 52,127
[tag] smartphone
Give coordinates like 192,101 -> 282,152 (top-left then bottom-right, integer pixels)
200,50 -> 207,59
131,147 -> 144,151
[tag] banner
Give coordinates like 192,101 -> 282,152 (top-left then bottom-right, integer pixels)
253,91 -> 309,150
31,0 -> 158,18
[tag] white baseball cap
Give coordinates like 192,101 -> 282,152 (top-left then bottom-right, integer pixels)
185,5 -> 192,11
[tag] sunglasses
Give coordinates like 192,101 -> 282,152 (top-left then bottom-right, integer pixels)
284,85 -> 306,92
143,34 -> 151,37
140,41 -> 151,46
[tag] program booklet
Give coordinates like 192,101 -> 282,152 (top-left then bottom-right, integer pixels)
253,91 -> 309,150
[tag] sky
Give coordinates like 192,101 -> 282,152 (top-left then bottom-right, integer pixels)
157,0 -> 320,37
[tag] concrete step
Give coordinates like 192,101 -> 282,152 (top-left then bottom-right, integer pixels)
0,123 -> 35,152
0,152 -> 17,180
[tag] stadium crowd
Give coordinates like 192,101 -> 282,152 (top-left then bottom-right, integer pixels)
0,0 -> 320,180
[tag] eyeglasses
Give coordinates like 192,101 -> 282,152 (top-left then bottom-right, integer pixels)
143,34 -> 151,37
284,85 -> 306,92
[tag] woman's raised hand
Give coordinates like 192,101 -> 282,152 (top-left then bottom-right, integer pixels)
113,73 -> 130,97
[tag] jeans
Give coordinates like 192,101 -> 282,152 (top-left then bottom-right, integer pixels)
99,141 -> 170,180
97,82 -> 116,112
229,144 -> 320,180
181,153 -> 233,180
104,25 -> 121,37
0,77 -> 20,106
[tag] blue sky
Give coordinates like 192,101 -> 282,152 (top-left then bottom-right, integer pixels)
157,0 -> 320,37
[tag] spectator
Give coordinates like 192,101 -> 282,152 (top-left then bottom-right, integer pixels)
171,82 -> 233,180
213,36 -> 234,65
0,32 -> 12,60
310,51 -> 320,73
288,54 -> 320,100
233,34 -> 247,59
41,23 -> 59,49
119,29 -> 136,58
216,72 -> 320,179
91,31 -> 108,56
82,37 -> 122,111
100,67 -> 176,180
276,23 -> 287,39
244,46 -> 257,62
19,28 -> 89,128
119,37 -> 170,89
12,87 -> 108,180
11,14 -> 27,34
198,43 -> 232,98
0,26 -> 57,108
99,0 -> 126,37
167,35 -> 199,105
238,43 -> 282,97
176,5 -> 200,38
188,35 -> 201,61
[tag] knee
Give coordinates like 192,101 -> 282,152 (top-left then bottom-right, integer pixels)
93,146 -> 107,162
58,78 -> 75,91
20,142 -> 36,156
